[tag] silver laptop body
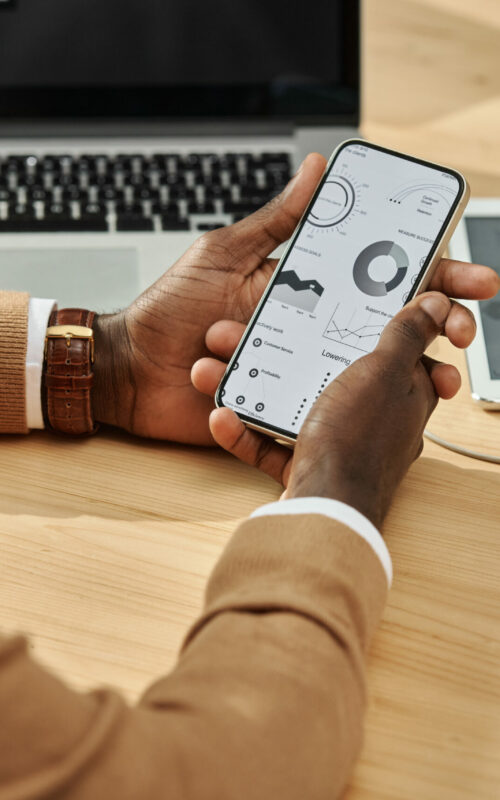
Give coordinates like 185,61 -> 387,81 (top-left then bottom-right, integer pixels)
0,0 -> 360,311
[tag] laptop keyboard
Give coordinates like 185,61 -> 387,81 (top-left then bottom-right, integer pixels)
0,152 -> 292,233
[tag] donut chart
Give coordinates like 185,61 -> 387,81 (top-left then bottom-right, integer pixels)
353,240 -> 409,297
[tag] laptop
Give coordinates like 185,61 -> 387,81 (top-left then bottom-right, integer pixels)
0,0 -> 360,311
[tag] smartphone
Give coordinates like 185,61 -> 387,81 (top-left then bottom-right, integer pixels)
215,139 -> 470,444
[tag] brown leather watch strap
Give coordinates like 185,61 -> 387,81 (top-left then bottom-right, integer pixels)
43,308 -> 97,435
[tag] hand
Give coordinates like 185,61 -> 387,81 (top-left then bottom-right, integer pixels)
92,153 -> 327,443
192,284 -> 499,527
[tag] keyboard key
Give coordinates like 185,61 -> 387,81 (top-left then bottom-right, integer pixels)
54,173 -> 75,187
187,200 -> 216,215
161,216 -> 190,231
183,154 -> 202,168
63,186 -> 87,202
115,202 -> 143,215
134,187 -> 160,202
98,186 -> 121,201
129,173 -> 147,187
152,201 -> 180,217
147,155 -> 165,170
197,222 -> 226,231
238,174 -> 258,189
44,202 -> 71,217
78,216 -> 109,231
201,186 -> 231,201
201,153 -> 219,166
82,202 -> 106,217
261,152 -> 291,164
200,173 -> 222,187
168,187 -> 195,201
41,157 -> 60,172
116,215 -> 154,232
27,188 -> 48,202
78,156 -> 97,171
92,173 -> 113,187
114,153 -> 143,171
223,200 -> 262,214
9,203 -> 36,219
58,155 -> 74,169
161,173 -> 186,187
239,186 -> 270,200
24,173 -> 41,187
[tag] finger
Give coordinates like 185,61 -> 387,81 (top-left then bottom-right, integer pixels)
377,291 -> 451,366
428,259 -> 500,300
205,320 -> 246,360
209,407 -> 292,486
191,357 -> 227,396
222,152 -> 327,269
443,300 -> 476,349
421,355 -> 461,399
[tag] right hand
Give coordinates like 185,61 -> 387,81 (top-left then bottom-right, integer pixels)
193,292 -> 459,528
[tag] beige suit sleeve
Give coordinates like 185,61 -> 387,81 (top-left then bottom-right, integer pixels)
0,514 -> 388,800
0,290 -> 29,433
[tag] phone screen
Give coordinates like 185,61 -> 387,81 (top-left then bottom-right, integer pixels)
217,140 -> 464,439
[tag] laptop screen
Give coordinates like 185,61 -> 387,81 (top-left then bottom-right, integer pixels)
0,0 -> 359,124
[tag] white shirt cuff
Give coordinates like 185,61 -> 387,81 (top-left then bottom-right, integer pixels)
26,297 -> 56,429
250,497 -> 392,587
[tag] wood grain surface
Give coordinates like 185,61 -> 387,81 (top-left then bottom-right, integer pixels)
1,1 -> 500,798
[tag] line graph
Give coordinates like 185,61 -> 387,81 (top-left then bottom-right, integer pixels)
323,304 -> 386,353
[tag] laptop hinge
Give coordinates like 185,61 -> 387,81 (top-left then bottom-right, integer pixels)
0,118 -> 295,139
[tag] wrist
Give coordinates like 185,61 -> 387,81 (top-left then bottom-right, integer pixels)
287,485 -> 384,530
92,312 -> 135,429
286,460 -> 385,530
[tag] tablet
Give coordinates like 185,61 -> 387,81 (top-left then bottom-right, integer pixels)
448,199 -> 500,408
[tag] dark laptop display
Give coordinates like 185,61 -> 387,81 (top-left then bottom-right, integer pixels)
0,0 -> 359,123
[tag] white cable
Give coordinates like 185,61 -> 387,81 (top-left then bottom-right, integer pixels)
423,429 -> 500,464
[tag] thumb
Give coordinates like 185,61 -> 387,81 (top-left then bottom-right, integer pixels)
231,152 -> 327,261
376,291 -> 451,367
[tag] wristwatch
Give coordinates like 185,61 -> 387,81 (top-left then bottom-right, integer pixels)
43,308 -> 97,435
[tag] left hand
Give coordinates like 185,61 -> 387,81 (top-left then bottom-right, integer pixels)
92,153 -> 326,443
92,150 -> 499,445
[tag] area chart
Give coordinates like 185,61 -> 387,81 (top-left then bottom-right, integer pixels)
270,270 -> 325,313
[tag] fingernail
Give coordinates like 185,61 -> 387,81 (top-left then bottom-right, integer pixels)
293,158 -> 306,176
420,294 -> 450,325
283,159 -> 305,198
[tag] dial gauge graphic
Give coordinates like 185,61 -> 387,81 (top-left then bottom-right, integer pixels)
307,175 -> 356,228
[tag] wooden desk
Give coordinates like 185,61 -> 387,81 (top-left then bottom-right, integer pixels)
1,1 -> 500,797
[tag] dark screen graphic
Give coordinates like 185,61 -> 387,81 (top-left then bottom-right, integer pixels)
465,217 -> 500,380
0,0 -> 344,87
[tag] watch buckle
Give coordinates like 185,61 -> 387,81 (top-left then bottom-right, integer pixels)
45,325 -> 95,362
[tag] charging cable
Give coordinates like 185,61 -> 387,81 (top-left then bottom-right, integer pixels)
423,429 -> 500,464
